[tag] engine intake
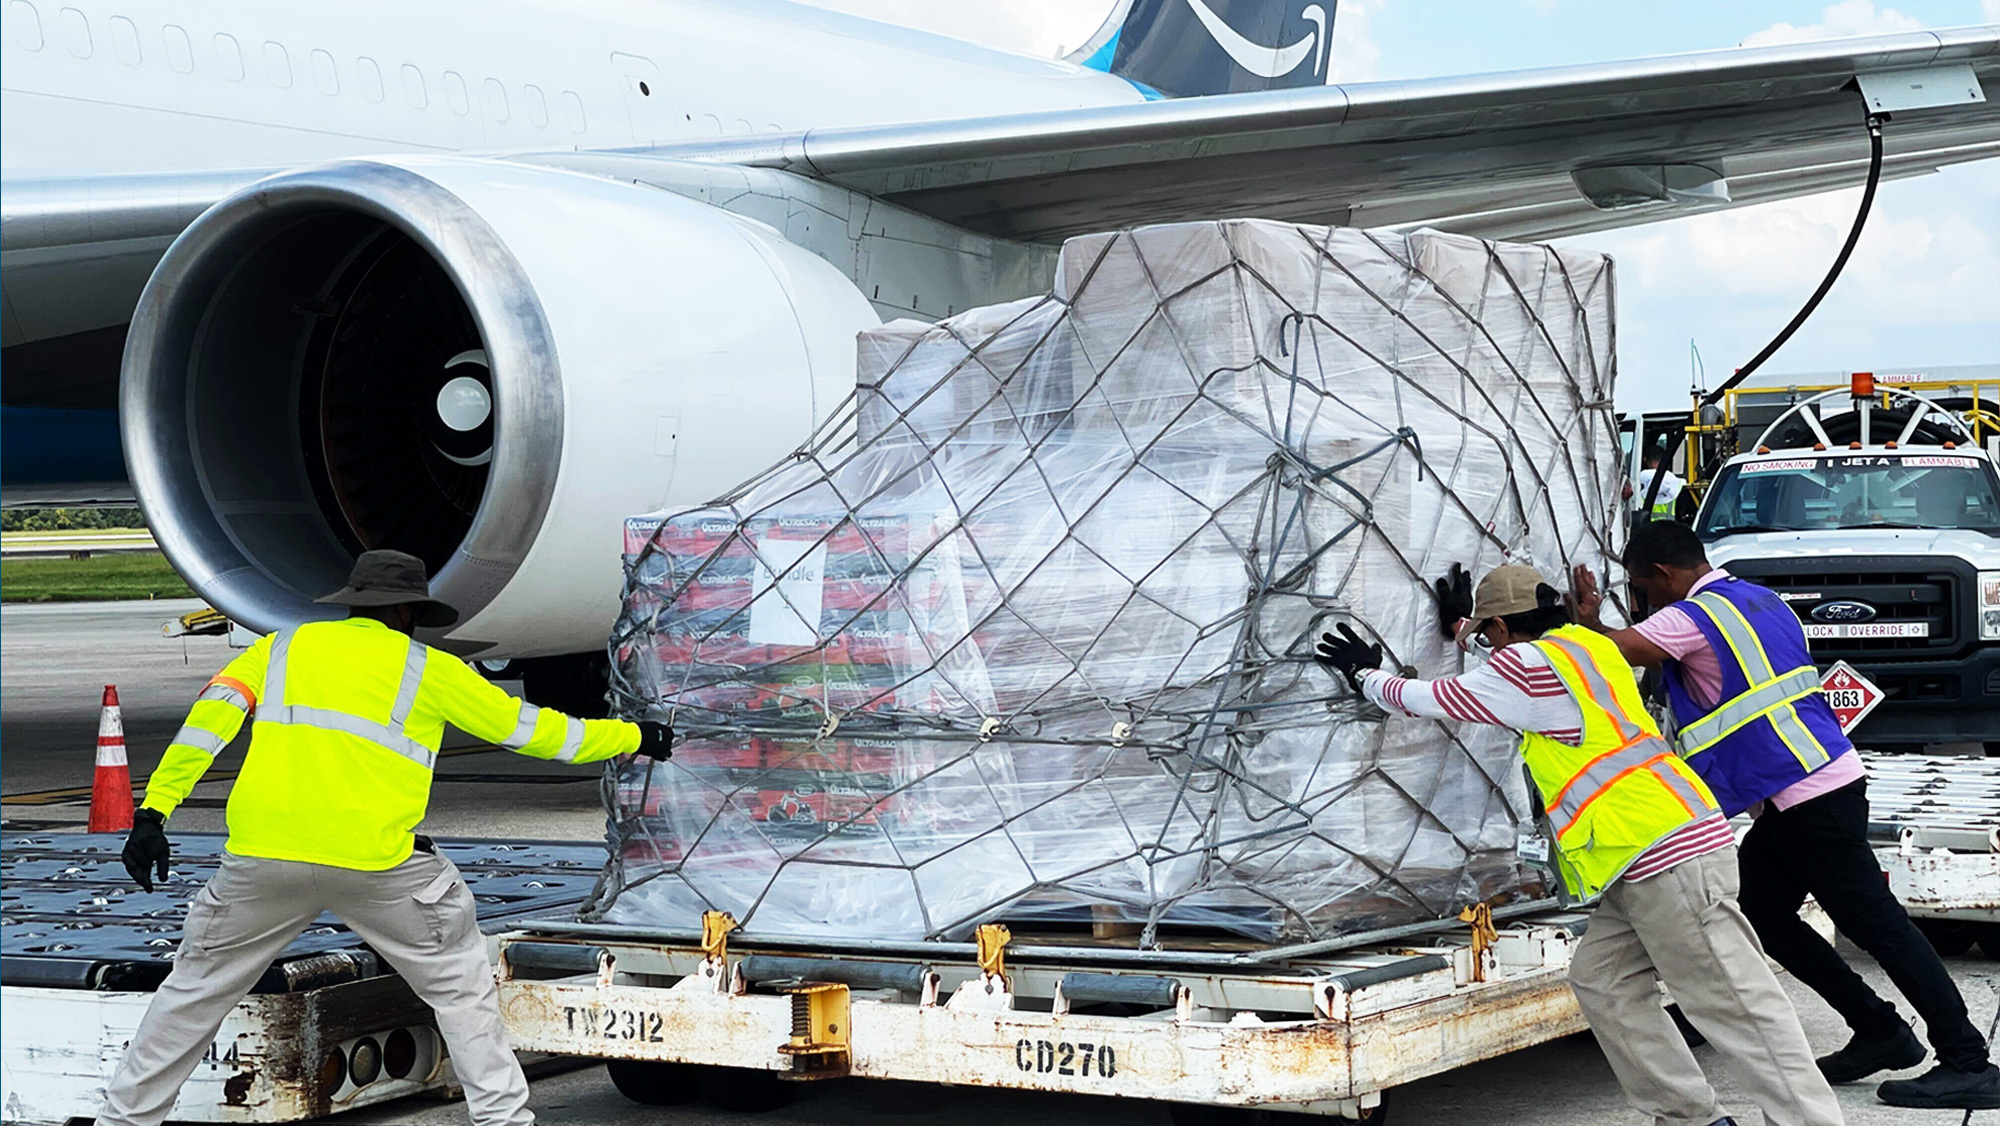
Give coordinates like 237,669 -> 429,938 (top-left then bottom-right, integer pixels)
124,158 -> 875,655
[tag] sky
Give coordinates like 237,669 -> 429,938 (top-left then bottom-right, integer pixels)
800,0 -> 2000,413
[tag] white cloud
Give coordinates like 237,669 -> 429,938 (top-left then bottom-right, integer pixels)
1740,0 -> 1925,47
1328,0 -> 1383,82
1564,162 -> 2000,411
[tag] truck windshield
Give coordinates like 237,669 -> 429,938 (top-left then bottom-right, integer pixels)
1698,454 -> 2000,536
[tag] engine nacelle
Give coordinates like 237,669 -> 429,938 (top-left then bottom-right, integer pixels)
123,157 -> 876,656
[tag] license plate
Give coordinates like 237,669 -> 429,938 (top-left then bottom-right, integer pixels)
1803,622 -> 1929,639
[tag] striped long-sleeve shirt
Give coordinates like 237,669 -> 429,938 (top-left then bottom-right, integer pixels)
1357,643 -> 1732,883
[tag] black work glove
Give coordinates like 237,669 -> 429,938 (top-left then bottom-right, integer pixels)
1315,623 -> 1383,693
1435,563 -> 1475,640
123,807 -> 170,893
633,720 -> 675,761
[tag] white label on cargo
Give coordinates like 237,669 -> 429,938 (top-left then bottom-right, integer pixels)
747,538 -> 827,646
1517,835 -> 1550,863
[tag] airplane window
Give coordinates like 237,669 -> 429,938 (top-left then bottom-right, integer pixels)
57,6 -> 86,58
482,77 -> 508,122
356,56 -> 382,101
638,80 -> 650,96
108,14 -> 136,65
311,48 -> 336,95
701,113 -> 721,135
264,41 -> 290,89
162,24 -> 192,73
443,70 -> 468,115
8,2 -> 43,53
401,63 -> 425,108
561,89 -> 585,133
213,32 -> 241,80
523,84 -> 547,128
733,118 -> 752,134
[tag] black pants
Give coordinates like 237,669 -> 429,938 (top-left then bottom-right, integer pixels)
1738,778 -> 1988,1071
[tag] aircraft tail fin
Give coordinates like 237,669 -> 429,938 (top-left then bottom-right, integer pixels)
1069,0 -> 1337,99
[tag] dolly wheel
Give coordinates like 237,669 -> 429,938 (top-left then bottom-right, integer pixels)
605,1059 -> 700,1106
1915,918 -> 1977,957
1976,923 -> 2000,961
700,1066 -> 794,1112
1167,1094 -> 1390,1125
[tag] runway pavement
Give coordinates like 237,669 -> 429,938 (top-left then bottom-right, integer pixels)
4,599 -> 1995,1124
0,599 -> 608,840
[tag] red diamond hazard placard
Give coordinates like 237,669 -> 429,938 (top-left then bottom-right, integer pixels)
1819,661 -> 1884,735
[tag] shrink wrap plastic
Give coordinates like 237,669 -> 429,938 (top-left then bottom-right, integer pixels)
595,220 -> 1623,945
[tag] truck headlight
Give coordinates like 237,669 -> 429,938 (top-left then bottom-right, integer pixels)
1981,571 -> 2000,641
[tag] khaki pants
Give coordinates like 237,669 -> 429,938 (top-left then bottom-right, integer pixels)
97,850 -> 532,1126
1569,846 -> 1843,1126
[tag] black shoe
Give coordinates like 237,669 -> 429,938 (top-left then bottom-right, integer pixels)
1817,1023 -> 1925,1083
1877,1062 -> 2000,1110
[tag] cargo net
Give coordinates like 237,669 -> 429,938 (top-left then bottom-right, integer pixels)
596,221 -> 1622,946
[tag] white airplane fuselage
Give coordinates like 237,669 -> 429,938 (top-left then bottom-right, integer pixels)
1,0 -> 1142,179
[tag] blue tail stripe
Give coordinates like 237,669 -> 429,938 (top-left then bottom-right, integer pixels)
1082,27 -> 1121,72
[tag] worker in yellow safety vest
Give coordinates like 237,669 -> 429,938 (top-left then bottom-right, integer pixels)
101,550 -> 673,1126
1315,564 -> 1841,1126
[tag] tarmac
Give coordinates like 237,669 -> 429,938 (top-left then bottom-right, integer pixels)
3,599 -> 1995,1125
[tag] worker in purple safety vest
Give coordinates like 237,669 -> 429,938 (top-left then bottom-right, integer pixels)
1576,521 -> 1996,1112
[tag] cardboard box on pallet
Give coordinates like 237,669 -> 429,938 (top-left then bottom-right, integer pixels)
603,219 -> 1622,944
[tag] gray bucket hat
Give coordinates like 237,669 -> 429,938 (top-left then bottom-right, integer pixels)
315,549 -> 459,629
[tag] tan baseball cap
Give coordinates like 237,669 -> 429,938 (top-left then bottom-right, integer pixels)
1454,564 -> 1551,643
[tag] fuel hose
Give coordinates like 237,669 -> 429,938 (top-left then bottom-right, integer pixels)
1639,109 -> 1888,521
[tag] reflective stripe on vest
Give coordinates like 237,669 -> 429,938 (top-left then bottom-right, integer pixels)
1677,591 -> 1833,771
501,702 -> 542,750
257,629 -> 438,771
556,715 -> 586,763
168,724 -> 228,756
1537,636 -> 1713,834
198,680 -> 253,712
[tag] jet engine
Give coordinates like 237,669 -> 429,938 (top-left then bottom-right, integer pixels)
123,157 -> 877,659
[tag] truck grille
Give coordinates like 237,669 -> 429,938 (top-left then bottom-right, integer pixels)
1725,567 -> 1958,660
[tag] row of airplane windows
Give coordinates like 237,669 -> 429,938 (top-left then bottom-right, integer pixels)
5,1 -> 590,133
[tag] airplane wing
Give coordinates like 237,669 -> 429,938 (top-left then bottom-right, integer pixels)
7,29 -> 1995,276
623,25 -> 2000,243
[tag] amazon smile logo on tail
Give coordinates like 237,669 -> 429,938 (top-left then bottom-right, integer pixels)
1088,0 -> 1339,97
1185,0 -> 1330,80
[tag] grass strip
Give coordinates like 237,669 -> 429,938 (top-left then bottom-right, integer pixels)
1,552 -> 196,602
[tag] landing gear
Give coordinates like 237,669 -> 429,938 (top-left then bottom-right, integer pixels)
515,652 -> 611,718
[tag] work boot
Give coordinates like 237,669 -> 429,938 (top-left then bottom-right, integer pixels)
1877,1062 -> 2000,1109
1817,1022 -> 1924,1083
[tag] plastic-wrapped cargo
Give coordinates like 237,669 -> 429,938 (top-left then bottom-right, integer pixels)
594,220 -> 1623,945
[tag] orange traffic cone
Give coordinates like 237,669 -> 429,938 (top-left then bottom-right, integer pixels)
88,685 -> 134,833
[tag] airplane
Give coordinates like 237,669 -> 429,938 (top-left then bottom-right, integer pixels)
3,0 -> 1996,707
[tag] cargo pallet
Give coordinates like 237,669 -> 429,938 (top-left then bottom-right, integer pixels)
0,834 -> 605,1125
497,904 -> 1594,1121
1863,753 -> 2000,956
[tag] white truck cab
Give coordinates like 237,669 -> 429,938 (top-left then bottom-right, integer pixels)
1691,380 -> 2000,752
